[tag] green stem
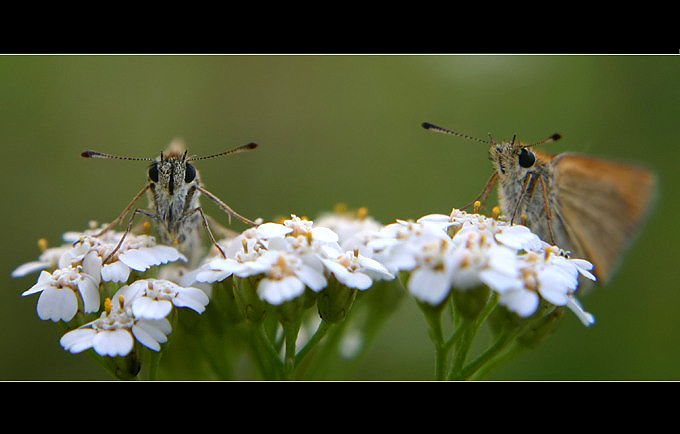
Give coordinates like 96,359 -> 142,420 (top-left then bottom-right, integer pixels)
282,320 -> 302,380
469,343 -> 525,380
147,350 -> 162,381
450,329 -> 517,380
418,302 -> 448,380
250,322 -> 284,380
447,292 -> 498,379
295,319 -> 331,366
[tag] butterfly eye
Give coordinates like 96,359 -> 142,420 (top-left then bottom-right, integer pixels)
185,163 -> 196,183
518,148 -> 536,168
148,163 -> 159,182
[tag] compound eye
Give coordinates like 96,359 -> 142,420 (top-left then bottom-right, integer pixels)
518,148 -> 536,168
185,163 -> 196,183
148,163 -> 159,182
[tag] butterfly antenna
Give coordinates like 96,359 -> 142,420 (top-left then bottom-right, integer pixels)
530,133 -> 562,148
188,142 -> 258,161
81,150 -> 154,161
421,122 -> 491,145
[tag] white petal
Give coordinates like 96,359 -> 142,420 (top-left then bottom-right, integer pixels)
408,268 -> 451,305
495,225 -> 543,251
92,329 -> 134,357
537,270 -> 573,306
11,261 -> 48,278
295,264 -> 327,292
173,287 -> 210,313
37,287 -> 78,322
78,276 -> 101,313
479,269 -> 522,293
338,271 -> 372,290
566,296 -> 596,327
357,256 -> 393,278
208,257 -> 242,272
195,268 -> 232,283
131,322 -> 167,351
81,251 -> 102,285
258,277 -> 304,305
147,245 -> 186,264
101,261 -> 131,282
132,297 -> 173,320
118,249 -> 157,271
499,289 -> 540,317
60,328 -> 96,353
321,258 -> 348,278
256,222 -> 293,239
120,281 -> 145,303
311,227 -> 339,243
135,319 -> 170,343
22,271 -> 53,296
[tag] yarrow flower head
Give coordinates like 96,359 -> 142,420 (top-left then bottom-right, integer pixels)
21,266 -> 100,322
115,279 -> 210,320
13,223 -> 187,284
60,295 -> 171,357
186,214 -> 393,306
16,223 -> 189,326
363,209 -> 597,326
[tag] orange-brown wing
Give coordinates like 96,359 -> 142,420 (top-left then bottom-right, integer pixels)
551,153 -> 657,282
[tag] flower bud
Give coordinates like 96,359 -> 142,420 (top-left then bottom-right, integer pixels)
317,277 -> 357,323
210,277 -> 245,324
452,285 -> 491,321
233,276 -> 268,323
516,306 -> 565,349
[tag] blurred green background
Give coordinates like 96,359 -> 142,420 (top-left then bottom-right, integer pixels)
1,54 -> 678,380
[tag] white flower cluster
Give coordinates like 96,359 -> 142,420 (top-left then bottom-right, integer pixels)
362,210 -> 597,326
184,215 -> 394,306
14,225 -> 208,356
60,279 -> 209,357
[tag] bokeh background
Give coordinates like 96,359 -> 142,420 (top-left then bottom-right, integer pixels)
1,54 -> 677,380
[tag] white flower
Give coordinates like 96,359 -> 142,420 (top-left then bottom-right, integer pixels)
366,218 -> 451,275
496,246 -> 597,320
322,250 -> 394,290
255,250 -> 327,305
315,207 -> 383,255
115,279 -> 210,320
257,214 -> 340,244
11,243 -> 70,278
64,232 -> 186,283
190,215 -> 342,305
369,209 -> 597,325
60,296 -> 171,356
21,266 -> 100,322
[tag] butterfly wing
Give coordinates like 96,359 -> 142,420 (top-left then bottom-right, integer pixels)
551,153 -> 657,282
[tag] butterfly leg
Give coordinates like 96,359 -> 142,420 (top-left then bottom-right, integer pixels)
510,173 -> 535,225
102,208 -> 157,264
197,186 -> 257,227
461,172 -> 498,212
95,184 -> 150,237
538,175 -> 556,245
186,206 -> 227,259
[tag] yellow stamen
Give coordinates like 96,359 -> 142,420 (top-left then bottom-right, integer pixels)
333,202 -> 348,214
473,200 -> 481,214
357,206 -> 368,219
241,238 -> 248,254
520,214 -> 528,226
118,295 -> 125,310
38,238 -> 48,252
143,221 -> 151,235
492,206 -> 500,220
104,297 -> 112,315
